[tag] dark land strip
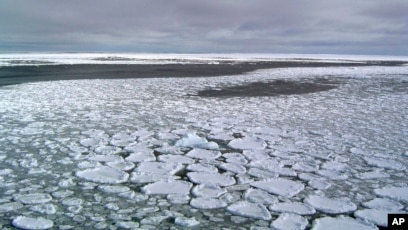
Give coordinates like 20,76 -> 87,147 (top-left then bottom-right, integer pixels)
0,60 -> 406,87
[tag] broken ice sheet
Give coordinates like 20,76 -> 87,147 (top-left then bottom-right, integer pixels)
250,178 -> 304,198
142,180 -> 192,195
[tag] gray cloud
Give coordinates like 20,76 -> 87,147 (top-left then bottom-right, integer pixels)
0,0 -> 407,55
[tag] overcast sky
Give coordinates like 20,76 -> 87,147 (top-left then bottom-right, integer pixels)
0,0 -> 407,55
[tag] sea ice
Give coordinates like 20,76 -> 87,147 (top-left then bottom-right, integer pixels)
374,186 -> 408,202
175,216 -> 200,227
186,163 -> 218,173
227,201 -> 271,220
106,161 -> 135,171
244,188 -> 279,205
192,184 -> 227,198
158,154 -> 195,164
126,151 -> 156,162
186,148 -> 221,160
362,198 -> 403,211
98,185 -> 130,193
175,133 -> 219,149
250,179 -> 304,198
76,166 -> 129,184
30,204 -> 57,214
228,137 -> 266,150
0,202 -> 23,212
219,162 -> 247,174
89,155 -> 123,162
271,213 -> 308,230
187,172 -> 236,186
136,162 -> 183,175
311,216 -> 377,230
190,197 -> 227,209
269,202 -> 316,215
364,156 -> 406,171
354,209 -> 388,227
12,216 -> 54,230
142,180 -> 192,195
305,195 -> 357,214
13,193 -> 52,204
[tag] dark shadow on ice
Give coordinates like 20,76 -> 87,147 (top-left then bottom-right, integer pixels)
196,78 -> 341,97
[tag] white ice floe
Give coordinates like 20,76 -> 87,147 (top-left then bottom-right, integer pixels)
98,185 -> 130,193
13,193 -> 52,204
106,160 -> 135,171
186,163 -> 218,173
89,155 -> 123,162
269,202 -> 316,215
244,188 -> 278,205
227,201 -> 271,220
355,209 -> 388,227
311,216 -> 377,230
219,162 -> 247,174
76,166 -> 129,184
158,154 -> 195,164
228,137 -> 266,150
374,186 -> 408,202
250,179 -> 304,198
167,194 -> 191,204
126,151 -> 156,162
130,171 -> 179,183
186,148 -> 221,160
142,180 -> 192,195
30,204 -> 57,215
0,202 -> 23,212
356,170 -> 390,179
192,184 -> 227,198
190,197 -> 227,209
362,198 -> 403,211
136,162 -> 183,175
271,213 -> 308,230
247,167 -> 278,179
316,169 -> 348,180
187,172 -> 236,186
305,195 -> 357,214
12,216 -> 54,230
175,216 -> 200,227
175,133 -> 219,149
95,145 -> 122,155
364,156 -> 406,171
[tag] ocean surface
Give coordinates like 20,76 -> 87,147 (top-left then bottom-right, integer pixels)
0,53 -> 407,229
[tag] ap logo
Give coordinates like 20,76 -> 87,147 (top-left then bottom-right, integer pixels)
388,214 -> 407,229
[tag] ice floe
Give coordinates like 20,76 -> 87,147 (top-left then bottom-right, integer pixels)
186,148 -> 221,160
374,186 -> 408,202
12,216 -> 54,230
244,188 -> 279,205
190,197 -> 227,209
175,133 -> 219,149
305,195 -> 357,214
251,179 -> 304,198
13,193 -> 52,204
227,201 -> 271,220
228,137 -> 266,150
362,198 -> 403,211
312,216 -> 377,230
0,202 -> 23,212
142,180 -> 192,195
269,202 -> 316,215
192,184 -> 227,198
271,213 -> 308,230
187,172 -> 236,186
76,166 -> 129,183
354,209 -> 388,227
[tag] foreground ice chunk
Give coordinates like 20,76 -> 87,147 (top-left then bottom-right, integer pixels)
312,216 -> 377,230
13,193 -> 52,204
142,180 -> 192,195
269,202 -> 316,215
228,137 -> 266,150
364,156 -> 406,171
12,216 -> 54,230
175,133 -> 218,149
355,209 -> 388,227
126,151 -> 156,162
186,163 -> 218,173
271,213 -> 308,230
30,204 -> 57,214
250,179 -> 304,198
76,166 -> 129,184
190,197 -> 227,209
219,162 -> 247,174
186,148 -> 221,160
187,172 -> 236,186
305,195 -> 357,214
374,186 -> 408,202
227,201 -> 271,220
